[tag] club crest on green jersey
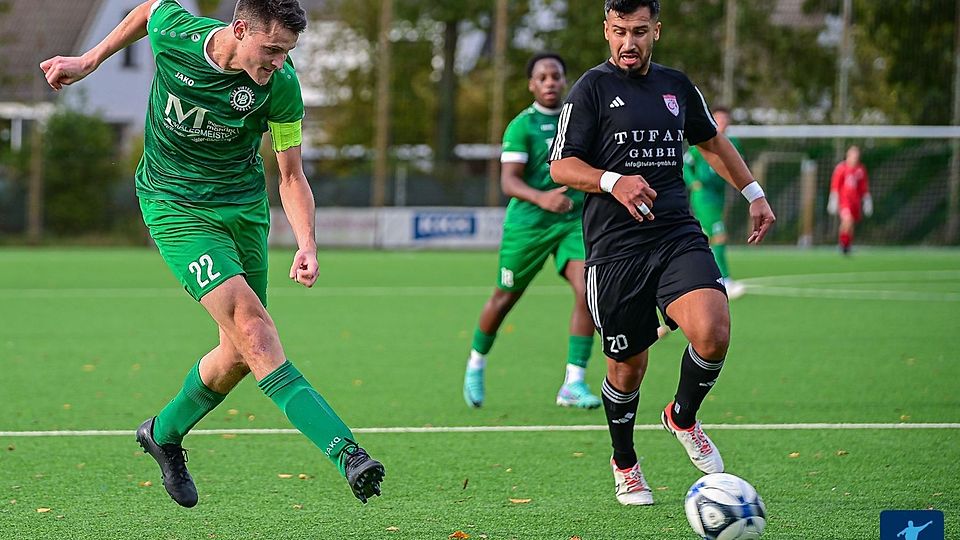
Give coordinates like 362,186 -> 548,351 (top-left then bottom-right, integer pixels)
230,86 -> 256,112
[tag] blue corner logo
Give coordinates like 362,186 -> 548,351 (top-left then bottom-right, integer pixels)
880,510 -> 944,540
413,213 -> 477,240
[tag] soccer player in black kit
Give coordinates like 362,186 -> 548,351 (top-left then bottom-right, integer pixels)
549,0 -> 776,506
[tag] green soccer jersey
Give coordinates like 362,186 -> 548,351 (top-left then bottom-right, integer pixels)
136,0 -> 304,204
501,103 -> 584,227
683,136 -> 742,209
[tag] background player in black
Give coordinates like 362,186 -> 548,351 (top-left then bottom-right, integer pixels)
549,0 -> 776,506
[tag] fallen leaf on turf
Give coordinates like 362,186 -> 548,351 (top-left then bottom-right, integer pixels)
298,474 -> 309,480
509,498 -> 532,504
789,452 -> 800,458
462,478 -> 469,489
292,504 -> 303,510
353,379 -> 363,386
247,415 -> 255,421
277,474 -> 293,479
6,445 -> 13,451
570,536 -> 583,540
56,515 -> 64,519
449,531 -> 470,539
221,434 -> 237,439
933,492 -> 943,497
138,481 -> 152,487
37,508 -> 51,513
228,409 -> 239,416
656,486 -> 669,491
572,452 -> 584,458
82,364 -> 95,372
479,535 -> 488,540
9,500 -> 16,505
62,404 -> 71,410
900,415 -> 911,421
836,449 -> 849,456
385,527 -> 399,532
504,468 -> 512,473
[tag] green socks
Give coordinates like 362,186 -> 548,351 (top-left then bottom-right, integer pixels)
567,335 -> 594,369
258,360 -> 355,475
471,328 -> 496,355
153,361 -> 227,446
711,243 -> 730,279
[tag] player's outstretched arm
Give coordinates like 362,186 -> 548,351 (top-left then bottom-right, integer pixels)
40,0 -> 154,90
277,145 -> 319,288
551,157 -> 657,223
697,134 -> 776,244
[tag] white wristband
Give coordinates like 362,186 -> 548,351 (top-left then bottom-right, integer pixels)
600,171 -> 622,193
741,181 -> 765,203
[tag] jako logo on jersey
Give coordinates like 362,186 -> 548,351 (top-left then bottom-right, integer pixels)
662,94 -> 679,116
164,93 -> 208,129
230,86 -> 256,112
175,72 -> 195,87
609,96 -> 625,108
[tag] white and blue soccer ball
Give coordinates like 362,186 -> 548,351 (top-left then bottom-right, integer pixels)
684,473 -> 767,540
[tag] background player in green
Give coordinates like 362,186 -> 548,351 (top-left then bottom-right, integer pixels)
683,106 -> 746,300
463,53 -> 601,410
40,0 -> 384,507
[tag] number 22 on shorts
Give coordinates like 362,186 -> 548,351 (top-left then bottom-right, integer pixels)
188,253 -> 221,288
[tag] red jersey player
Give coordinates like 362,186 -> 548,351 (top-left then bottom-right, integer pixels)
828,145 -> 873,254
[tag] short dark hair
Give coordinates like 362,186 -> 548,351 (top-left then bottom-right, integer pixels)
234,0 -> 307,34
526,52 -> 566,79
604,0 -> 660,19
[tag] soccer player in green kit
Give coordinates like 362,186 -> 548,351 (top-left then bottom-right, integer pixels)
682,107 -> 746,300
40,0 -> 384,507
463,53 -> 601,410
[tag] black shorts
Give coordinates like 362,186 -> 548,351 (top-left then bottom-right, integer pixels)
584,227 -> 725,361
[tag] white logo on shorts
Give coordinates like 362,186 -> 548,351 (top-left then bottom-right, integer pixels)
500,267 -> 514,288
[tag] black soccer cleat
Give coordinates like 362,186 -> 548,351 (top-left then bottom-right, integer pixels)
136,417 -> 199,508
341,445 -> 385,504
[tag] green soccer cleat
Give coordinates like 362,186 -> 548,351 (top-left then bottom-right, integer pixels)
556,381 -> 602,409
463,366 -> 485,408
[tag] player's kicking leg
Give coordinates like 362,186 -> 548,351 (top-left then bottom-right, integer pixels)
661,288 -> 728,474
555,259 -> 601,409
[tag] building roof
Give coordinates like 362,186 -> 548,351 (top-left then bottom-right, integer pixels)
0,0 -> 103,102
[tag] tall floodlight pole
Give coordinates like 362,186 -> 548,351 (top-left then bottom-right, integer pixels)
486,0 -> 508,206
372,0 -> 393,207
721,0 -> 737,107
834,0 -> 853,161
948,0 -> 960,243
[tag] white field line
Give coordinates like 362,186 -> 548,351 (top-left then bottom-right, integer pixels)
1,423 -> 959,438
2,270 -> 957,301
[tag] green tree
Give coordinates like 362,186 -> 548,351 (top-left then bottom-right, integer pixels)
42,109 -> 121,235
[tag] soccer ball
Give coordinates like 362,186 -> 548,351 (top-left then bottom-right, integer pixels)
684,473 -> 766,540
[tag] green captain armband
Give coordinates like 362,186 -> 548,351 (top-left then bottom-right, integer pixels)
268,120 -> 303,152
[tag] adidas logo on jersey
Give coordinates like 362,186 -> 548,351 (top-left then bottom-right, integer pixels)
609,96 -> 625,108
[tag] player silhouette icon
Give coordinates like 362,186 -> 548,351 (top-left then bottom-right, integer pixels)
898,520 -> 934,540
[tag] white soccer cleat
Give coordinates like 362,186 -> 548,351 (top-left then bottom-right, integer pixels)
611,458 -> 654,506
661,402 -> 724,474
722,278 -> 746,300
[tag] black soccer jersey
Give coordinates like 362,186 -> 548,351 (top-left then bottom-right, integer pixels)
549,61 -> 718,264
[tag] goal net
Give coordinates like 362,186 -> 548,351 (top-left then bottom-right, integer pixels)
726,125 -> 960,246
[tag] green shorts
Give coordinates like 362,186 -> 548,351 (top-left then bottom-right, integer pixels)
692,203 -> 726,240
139,197 -> 270,305
496,219 -> 585,291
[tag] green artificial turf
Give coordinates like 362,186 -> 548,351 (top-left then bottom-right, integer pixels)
1,247 -> 958,539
